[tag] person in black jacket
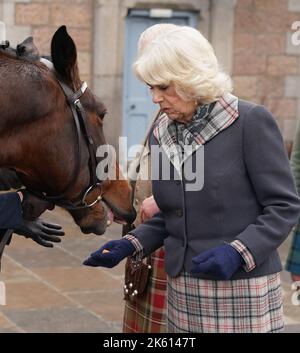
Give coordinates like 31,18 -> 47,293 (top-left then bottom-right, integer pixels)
0,183 -> 64,249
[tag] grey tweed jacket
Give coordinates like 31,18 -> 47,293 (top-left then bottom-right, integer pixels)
130,100 -> 300,279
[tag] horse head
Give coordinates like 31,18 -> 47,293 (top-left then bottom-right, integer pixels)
0,26 -> 136,234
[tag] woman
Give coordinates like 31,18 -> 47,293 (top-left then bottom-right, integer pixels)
122,124 -> 167,333
123,167 -> 167,333
122,23 -> 179,334
286,121 -> 300,283
84,25 -> 300,333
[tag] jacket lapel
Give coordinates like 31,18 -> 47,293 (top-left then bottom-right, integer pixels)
153,93 -> 239,175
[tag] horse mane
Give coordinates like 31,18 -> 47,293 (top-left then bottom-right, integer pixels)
0,47 -> 19,60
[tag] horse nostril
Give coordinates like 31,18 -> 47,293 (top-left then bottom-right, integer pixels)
80,223 -> 107,236
126,209 -> 137,225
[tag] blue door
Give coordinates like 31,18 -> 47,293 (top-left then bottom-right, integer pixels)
122,9 -> 197,154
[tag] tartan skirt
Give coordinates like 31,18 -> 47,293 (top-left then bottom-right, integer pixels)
168,271 -> 284,333
122,247 -> 167,333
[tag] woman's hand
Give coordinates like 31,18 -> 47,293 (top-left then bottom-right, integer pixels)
291,273 -> 300,284
140,195 -> 160,223
83,238 -> 135,268
191,244 -> 244,280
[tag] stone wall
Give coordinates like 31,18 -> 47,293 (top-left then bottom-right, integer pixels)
92,0 -> 210,148
0,0 -> 93,85
1,0 -> 300,146
232,0 -> 300,144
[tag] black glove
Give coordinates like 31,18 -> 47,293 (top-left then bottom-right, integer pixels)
14,218 -> 65,247
18,189 -> 55,221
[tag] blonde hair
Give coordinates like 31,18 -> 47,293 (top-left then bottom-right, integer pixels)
137,23 -> 178,54
133,25 -> 232,104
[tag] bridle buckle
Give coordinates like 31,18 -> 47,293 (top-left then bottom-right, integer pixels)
82,183 -> 103,208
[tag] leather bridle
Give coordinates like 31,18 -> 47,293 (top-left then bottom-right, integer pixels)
0,50 -> 107,270
25,75 -> 104,211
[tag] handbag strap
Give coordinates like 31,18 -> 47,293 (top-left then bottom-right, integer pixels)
134,109 -> 162,176
122,110 -> 162,237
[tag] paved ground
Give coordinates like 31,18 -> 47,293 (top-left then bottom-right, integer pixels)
0,207 -> 299,333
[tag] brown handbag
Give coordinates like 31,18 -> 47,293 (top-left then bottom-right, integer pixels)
123,256 -> 152,301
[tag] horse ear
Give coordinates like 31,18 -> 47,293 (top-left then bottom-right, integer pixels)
16,36 -> 40,61
51,25 -> 79,86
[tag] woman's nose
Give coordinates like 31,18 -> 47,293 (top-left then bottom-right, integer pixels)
152,90 -> 164,104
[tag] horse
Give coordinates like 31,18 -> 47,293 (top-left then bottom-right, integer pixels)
0,26 -> 136,235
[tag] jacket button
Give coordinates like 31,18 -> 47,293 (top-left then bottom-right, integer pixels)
176,209 -> 183,217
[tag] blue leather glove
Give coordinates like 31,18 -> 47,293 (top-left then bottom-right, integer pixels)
83,238 -> 135,268
191,244 -> 244,280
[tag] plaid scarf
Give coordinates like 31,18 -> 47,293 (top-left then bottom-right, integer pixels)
153,93 -> 239,175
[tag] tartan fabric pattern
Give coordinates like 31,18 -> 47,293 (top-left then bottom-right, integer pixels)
124,234 -> 144,257
285,224 -> 300,275
230,240 -> 256,272
123,247 -> 167,333
167,271 -> 283,333
153,93 -> 239,175
176,102 -> 216,149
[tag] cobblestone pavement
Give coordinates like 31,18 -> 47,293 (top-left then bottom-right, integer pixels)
0,208 -> 299,333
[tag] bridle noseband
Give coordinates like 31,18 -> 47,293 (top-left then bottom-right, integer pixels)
26,75 -> 104,211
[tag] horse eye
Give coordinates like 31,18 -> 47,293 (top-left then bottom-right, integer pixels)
99,112 -> 106,120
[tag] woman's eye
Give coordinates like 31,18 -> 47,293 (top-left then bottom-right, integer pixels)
158,85 -> 168,91
147,85 -> 168,91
